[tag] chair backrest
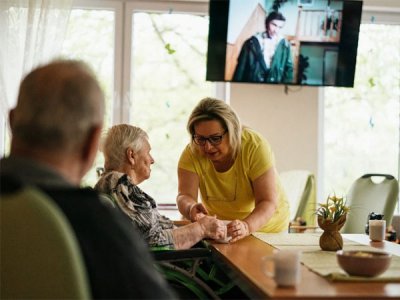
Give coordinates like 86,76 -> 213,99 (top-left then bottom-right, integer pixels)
1,186 -> 91,299
280,170 -> 316,225
341,174 -> 399,234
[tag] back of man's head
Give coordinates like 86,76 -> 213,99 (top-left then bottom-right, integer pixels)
10,59 -> 104,154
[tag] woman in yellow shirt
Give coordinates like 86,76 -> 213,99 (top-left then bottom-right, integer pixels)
177,97 -> 289,243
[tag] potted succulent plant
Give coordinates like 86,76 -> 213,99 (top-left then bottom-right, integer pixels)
316,195 -> 350,251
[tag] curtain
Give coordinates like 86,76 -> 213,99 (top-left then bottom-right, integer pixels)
0,0 -> 72,156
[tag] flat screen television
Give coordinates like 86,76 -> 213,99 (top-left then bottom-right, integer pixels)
206,0 -> 363,87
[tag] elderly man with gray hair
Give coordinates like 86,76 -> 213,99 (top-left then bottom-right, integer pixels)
0,59 -> 175,299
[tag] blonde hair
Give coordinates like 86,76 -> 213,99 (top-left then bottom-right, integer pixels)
102,124 -> 148,171
187,97 -> 242,158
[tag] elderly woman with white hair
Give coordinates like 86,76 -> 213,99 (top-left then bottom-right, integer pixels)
95,124 -> 226,250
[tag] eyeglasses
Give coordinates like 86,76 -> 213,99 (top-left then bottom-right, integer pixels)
192,131 -> 227,146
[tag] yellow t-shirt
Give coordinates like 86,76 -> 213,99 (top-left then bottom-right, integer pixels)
178,128 -> 289,232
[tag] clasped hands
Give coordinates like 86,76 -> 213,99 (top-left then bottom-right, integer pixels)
189,202 -> 250,243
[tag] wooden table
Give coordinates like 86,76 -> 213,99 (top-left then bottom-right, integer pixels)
208,234 -> 400,299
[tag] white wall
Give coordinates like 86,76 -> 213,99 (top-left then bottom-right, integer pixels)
230,84 -> 319,176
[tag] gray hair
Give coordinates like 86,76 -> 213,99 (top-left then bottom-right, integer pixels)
102,124 -> 148,171
187,97 -> 242,158
11,59 -> 104,153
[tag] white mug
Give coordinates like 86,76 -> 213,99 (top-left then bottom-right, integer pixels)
369,219 -> 386,242
262,249 -> 301,287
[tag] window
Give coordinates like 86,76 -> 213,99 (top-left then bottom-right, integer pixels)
323,23 -> 400,200
59,1 -> 214,200
129,11 -> 212,203
61,7 -> 116,185
62,8 -> 115,128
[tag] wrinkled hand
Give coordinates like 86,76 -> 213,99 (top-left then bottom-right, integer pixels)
188,203 -> 208,222
198,216 -> 226,240
227,220 -> 250,243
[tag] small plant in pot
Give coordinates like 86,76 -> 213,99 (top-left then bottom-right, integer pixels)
316,195 -> 350,251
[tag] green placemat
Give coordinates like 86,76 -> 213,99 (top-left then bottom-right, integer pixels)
252,232 -> 400,282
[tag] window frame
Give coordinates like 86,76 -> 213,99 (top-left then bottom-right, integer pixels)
64,0 -> 223,204
318,5 -> 400,203
123,1 -> 211,123
0,0 -> 226,157
69,0 -> 123,124
70,0 -> 225,123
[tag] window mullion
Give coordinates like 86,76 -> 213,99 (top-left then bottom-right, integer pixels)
119,1 -> 132,124
113,1 -> 124,124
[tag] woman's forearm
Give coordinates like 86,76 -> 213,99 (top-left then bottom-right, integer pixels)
244,200 -> 277,233
176,194 -> 196,220
227,202 -> 276,243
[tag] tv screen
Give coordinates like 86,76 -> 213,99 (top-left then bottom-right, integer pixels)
206,0 -> 363,87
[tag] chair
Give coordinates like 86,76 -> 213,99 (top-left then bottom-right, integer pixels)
280,170 -> 317,227
0,186 -> 91,299
100,192 -> 235,299
153,246 -> 222,299
341,174 -> 399,234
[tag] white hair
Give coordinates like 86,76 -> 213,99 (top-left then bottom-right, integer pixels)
102,124 -> 148,171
